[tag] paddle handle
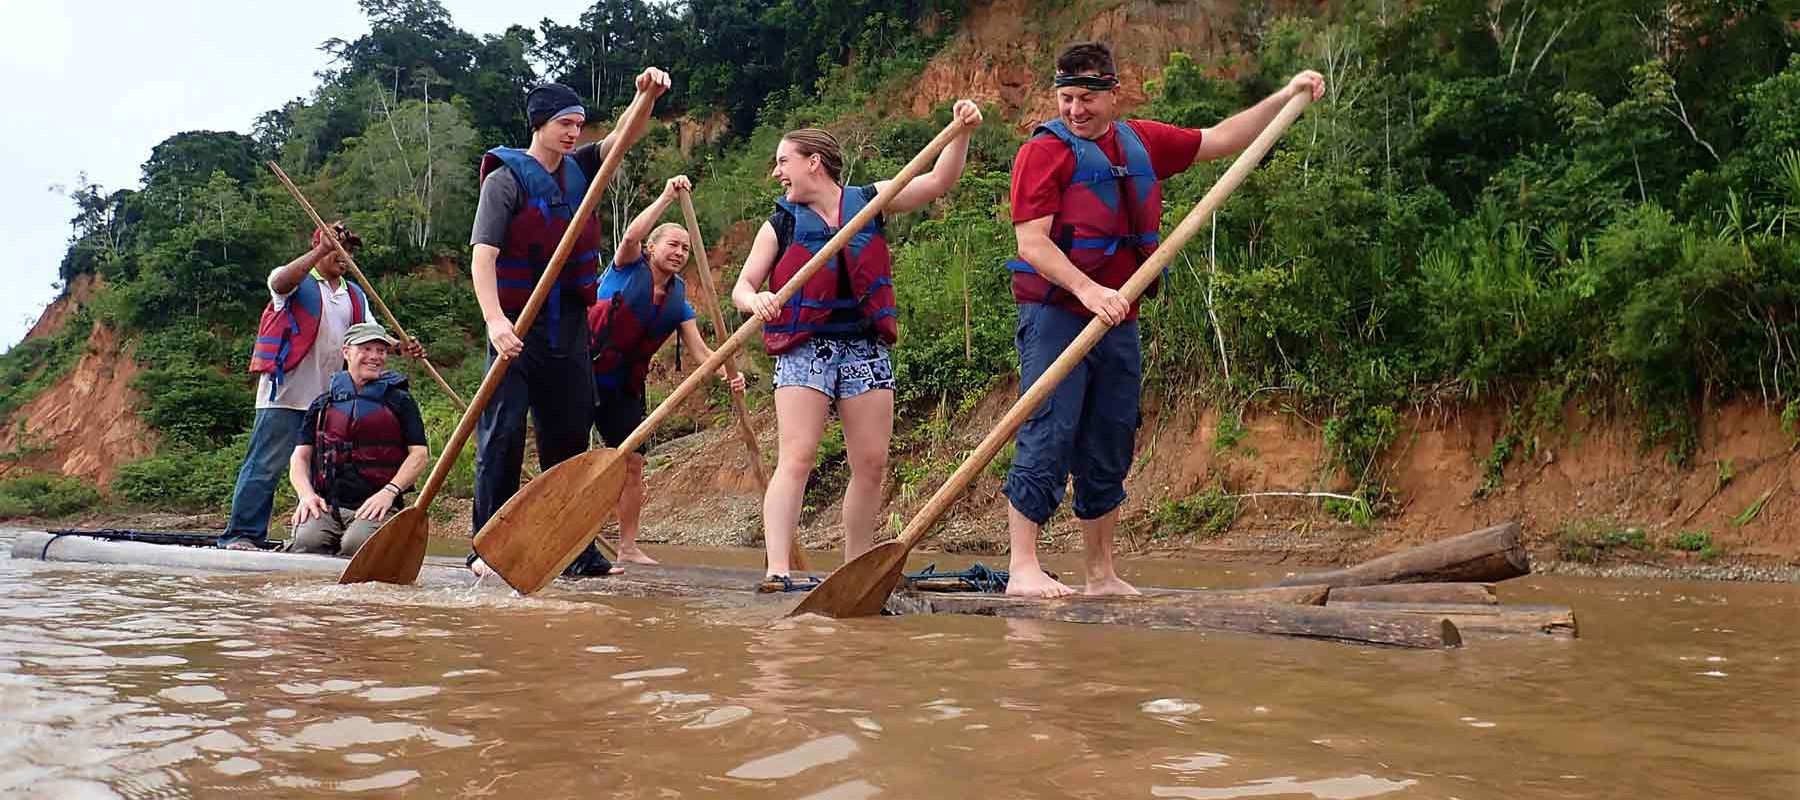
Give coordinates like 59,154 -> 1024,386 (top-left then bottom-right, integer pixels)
896,90 -> 1314,549
675,189 -> 767,491
611,116 -> 974,457
265,161 -> 469,412
411,90 -> 659,510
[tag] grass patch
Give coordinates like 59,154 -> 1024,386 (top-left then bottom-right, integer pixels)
1667,529 -> 1726,561
1554,519 -> 1650,563
1148,486 -> 1239,539
1476,433 -> 1520,498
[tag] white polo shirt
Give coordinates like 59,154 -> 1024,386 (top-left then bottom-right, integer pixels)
255,270 -> 356,411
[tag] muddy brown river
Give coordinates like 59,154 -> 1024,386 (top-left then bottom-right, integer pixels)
1,528 -> 1794,799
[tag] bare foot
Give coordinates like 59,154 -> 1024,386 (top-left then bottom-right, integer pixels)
1084,575 -> 1140,597
1006,568 -> 1075,598
616,547 -> 659,565
221,540 -> 261,552
469,557 -> 493,578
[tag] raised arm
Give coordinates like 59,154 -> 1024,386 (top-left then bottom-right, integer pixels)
270,237 -> 333,296
1197,71 -> 1324,161
616,176 -> 689,266
731,221 -> 784,322
875,100 -> 985,215
601,68 -> 671,156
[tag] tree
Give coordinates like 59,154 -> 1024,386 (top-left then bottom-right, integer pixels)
464,26 -> 543,145
136,170 -> 283,321
54,176 -> 140,282
326,93 -> 479,252
138,131 -> 262,230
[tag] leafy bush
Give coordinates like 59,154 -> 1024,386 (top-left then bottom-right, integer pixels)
133,365 -> 255,450
0,473 -> 102,519
112,443 -> 247,511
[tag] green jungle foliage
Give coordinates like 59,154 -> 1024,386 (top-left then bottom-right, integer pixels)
0,0 -> 1792,519
0,473 -> 102,519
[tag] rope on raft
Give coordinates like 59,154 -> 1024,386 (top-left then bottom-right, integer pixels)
902,562 -> 1010,593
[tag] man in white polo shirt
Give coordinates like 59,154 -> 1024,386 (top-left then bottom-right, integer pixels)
220,223 -> 381,549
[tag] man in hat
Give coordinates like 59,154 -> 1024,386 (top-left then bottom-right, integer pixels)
287,321 -> 431,558
467,69 -> 670,577
1000,41 -> 1324,597
221,223 -> 420,550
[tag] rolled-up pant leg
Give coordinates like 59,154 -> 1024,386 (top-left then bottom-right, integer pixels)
1002,303 -> 1091,526
1070,321 -> 1141,520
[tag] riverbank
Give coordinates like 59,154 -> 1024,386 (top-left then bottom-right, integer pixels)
8,503 -> 1796,584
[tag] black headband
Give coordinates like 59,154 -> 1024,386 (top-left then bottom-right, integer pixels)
1054,73 -> 1119,91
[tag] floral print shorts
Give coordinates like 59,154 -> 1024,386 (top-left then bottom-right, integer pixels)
773,338 -> 895,400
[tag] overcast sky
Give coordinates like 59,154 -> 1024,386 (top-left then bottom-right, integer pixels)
0,0 -> 597,352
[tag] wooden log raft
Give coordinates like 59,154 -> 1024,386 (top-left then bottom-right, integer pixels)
1139,585 -> 1330,605
1273,522 -> 1528,588
1325,602 -> 1577,639
893,591 -> 1461,649
1327,583 -> 1498,605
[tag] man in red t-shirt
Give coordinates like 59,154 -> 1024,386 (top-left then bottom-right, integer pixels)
1001,41 -> 1324,598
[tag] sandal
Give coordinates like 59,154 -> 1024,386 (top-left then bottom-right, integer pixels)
756,575 -> 821,593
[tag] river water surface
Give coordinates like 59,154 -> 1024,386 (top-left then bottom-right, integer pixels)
1,527 -> 1794,799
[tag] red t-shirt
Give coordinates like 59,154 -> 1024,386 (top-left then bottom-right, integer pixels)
1009,118 -> 1204,318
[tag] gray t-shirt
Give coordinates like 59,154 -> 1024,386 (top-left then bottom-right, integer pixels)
470,141 -> 611,247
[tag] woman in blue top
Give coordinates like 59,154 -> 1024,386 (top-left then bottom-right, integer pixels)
591,175 -> 745,564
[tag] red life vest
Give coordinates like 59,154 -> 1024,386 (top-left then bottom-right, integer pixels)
309,370 -> 410,504
1006,120 -> 1163,314
761,185 -> 898,355
478,147 -> 601,319
589,256 -> 692,396
248,275 -> 369,398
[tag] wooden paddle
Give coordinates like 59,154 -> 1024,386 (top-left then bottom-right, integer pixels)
675,188 -> 812,572
338,90 -> 657,585
266,161 -> 467,411
472,116 -> 977,594
791,89 -> 1315,619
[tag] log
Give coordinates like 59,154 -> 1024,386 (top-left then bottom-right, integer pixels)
1273,522 -> 1528,588
892,592 -> 1462,649
1327,602 -> 1577,639
614,567 -> 1329,606
1137,584 -> 1330,606
1327,583 -> 1498,605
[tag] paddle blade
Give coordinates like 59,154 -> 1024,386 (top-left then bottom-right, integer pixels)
787,540 -> 911,618
338,506 -> 429,585
472,448 -> 629,595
